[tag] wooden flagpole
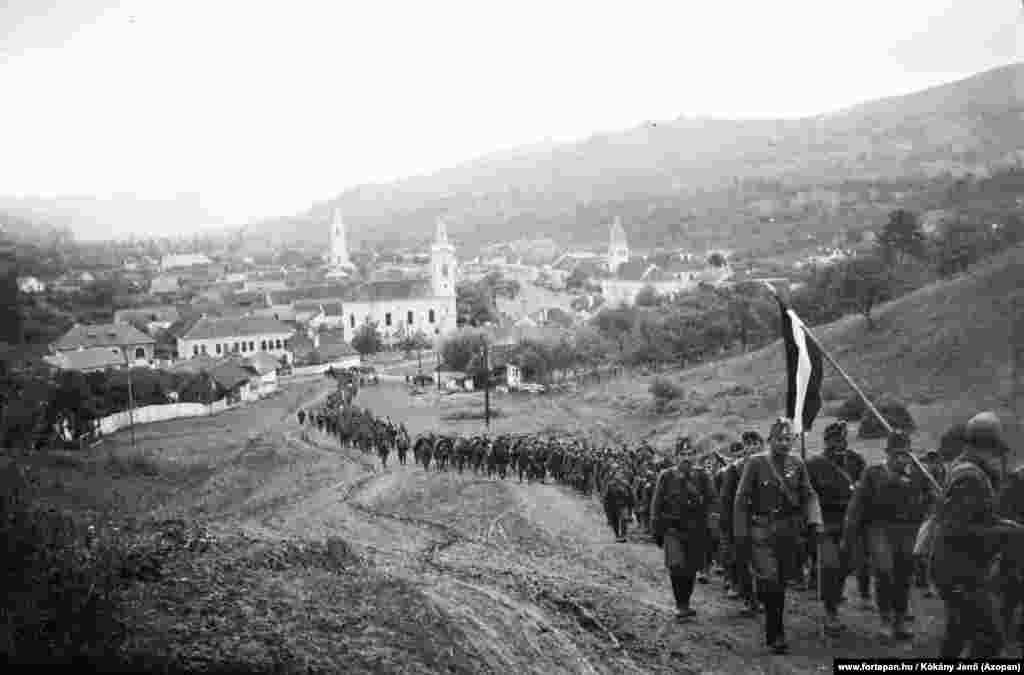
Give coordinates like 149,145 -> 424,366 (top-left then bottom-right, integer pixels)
761,282 -> 942,495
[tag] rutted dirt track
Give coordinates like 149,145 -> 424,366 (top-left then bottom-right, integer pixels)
114,377 -> 949,674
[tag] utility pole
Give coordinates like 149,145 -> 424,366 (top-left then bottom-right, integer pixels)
483,341 -> 491,429
436,350 -> 441,392
126,356 -> 136,448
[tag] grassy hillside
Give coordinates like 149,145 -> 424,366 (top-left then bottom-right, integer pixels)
510,244 -> 1023,462
670,243 -> 1024,455
247,63 -> 1024,252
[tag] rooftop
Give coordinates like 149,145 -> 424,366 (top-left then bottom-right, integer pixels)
180,316 -> 296,341
54,323 -> 156,351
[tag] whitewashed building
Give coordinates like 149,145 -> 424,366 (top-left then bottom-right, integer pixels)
176,315 -> 295,362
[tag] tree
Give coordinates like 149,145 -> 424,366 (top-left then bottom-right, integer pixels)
440,329 -> 488,371
565,267 -> 588,291
877,209 -> 925,267
707,252 -> 727,267
634,285 -> 661,307
456,282 -> 498,327
931,219 -> 986,277
835,254 -> 893,329
397,330 -> 432,358
351,319 -> 383,357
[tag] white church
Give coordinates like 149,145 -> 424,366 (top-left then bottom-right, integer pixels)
323,213 -> 458,345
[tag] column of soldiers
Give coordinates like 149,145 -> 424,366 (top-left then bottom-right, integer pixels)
295,401 -> 1023,657
295,404 -> 411,469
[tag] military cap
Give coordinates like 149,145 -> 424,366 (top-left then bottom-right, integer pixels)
824,421 -> 848,442
768,417 -> 794,441
742,430 -> 763,444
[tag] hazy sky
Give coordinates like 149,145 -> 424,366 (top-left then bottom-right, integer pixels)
1,0 -> 1021,227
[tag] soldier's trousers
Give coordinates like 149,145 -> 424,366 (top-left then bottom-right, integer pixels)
751,519 -> 803,644
664,529 -> 706,609
727,538 -> 756,602
939,583 -> 1004,658
604,499 -> 630,539
866,523 -> 918,619
818,531 -> 848,615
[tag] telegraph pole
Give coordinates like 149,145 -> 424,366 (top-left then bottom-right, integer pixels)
436,350 -> 441,392
126,356 -> 136,448
483,341 -> 491,429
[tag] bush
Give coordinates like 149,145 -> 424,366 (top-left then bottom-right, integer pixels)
0,462 -> 129,665
858,400 -> 917,439
649,377 -> 684,405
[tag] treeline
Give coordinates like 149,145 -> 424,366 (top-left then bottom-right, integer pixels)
0,363 -> 223,449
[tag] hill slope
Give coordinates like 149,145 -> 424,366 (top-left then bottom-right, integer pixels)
250,63 -> 1024,251
668,243 -> 1024,453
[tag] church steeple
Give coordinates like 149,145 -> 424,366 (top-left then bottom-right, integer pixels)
328,207 -> 353,269
430,217 -> 455,298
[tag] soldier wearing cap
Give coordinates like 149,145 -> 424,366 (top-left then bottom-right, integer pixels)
933,412 -> 1018,658
603,461 -> 634,542
734,418 -> 823,653
805,420 -> 867,636
720,431 -> 763,616
651,444 -> 717,621
844,430 -> 937,641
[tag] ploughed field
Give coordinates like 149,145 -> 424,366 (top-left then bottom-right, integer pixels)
11,371 -> 966,674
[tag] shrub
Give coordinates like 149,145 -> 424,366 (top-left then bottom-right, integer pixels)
858,400 -> 916,439
649,377 -> 684,407
0,462 -> 129,665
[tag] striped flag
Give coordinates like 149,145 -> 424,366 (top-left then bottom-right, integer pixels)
776,297 -> 824,434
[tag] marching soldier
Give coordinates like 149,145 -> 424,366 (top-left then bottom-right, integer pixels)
805,421 -> 866,636
297,408 -> 306,426
734,418 -> 823,653
915,449 -> 948,597
932,412 -> 1019,658
720,433 -> 761,617
603,462 -> 634,542
651,447 -> 717,621
843,431 -> 936,641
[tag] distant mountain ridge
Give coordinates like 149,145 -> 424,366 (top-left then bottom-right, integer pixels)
248,62 -> 1023,252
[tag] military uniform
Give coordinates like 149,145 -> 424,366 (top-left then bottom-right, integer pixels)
720,456 -> 757,613
844,433 -> 935,640
998,466 -> 1024,650
734,421 -> 822,652
651,462 -> 717,619
603,467 -> 634,542
805,424 -> 867,633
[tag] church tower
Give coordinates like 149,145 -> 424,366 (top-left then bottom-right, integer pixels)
328,207 -> 353,269
430,217 -> 456,297
607,216 -> 629,274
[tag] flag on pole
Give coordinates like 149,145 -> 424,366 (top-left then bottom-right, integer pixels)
776,297 -> 824,434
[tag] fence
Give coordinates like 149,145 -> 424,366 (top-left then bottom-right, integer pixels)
286,357 -> 361,378
94,400 -> 229,436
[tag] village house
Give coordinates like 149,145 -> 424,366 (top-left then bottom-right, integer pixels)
161,253 -> 213,271
16,276 -> 45,294
176,315 -> 296,363
149,274 -> 181,296
53,323 -> 156,365
113,306 -> 182,335
43,346 -> 130,373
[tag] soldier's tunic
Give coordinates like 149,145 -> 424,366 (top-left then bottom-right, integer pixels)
734,451 -> 822,646
603,470 -> 634,540
932,455 -> 1004,658
806,449 -> 866,616
844,460 -> 934,624
651,465 -> 717,612
719,457 -> 755,604
998,466 -> 1024,648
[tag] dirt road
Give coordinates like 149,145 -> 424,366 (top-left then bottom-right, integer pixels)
124,377 -> 949,674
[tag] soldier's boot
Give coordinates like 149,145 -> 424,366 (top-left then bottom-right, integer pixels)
671,572 -> 697,621
891,613 -> 913,641
823,610 -> 843,638
761,588 -> 787,653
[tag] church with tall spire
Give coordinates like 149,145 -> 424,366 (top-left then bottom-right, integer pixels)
304,214 -> 458,346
